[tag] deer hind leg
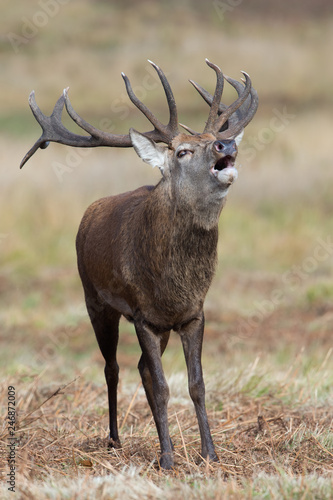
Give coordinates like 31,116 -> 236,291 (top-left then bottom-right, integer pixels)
135,321 -> 173,469
179,313 -> 218,463
84,289 -> 121,448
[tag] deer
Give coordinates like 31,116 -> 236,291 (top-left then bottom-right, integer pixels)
20,59 -> 258,469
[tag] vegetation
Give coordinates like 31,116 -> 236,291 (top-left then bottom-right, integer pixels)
1,0 -> 332,498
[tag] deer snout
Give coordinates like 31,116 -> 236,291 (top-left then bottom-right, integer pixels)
211,139 -> 237,173
213,140 -> 237,157
210,138 -> 238,187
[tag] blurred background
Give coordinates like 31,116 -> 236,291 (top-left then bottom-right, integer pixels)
1,0 -> 333,381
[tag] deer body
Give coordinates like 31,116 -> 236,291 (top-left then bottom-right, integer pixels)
21,61 -> 258,469
77,187 -> 218,328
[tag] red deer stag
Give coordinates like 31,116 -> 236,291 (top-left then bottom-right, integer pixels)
21,60 -> 258,469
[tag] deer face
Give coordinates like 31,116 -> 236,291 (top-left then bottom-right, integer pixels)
130,130 -> 242,206
170,133 -> 240,193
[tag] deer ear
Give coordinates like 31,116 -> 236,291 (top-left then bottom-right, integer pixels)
234,130 -> 244,146
129,129 -> 167,174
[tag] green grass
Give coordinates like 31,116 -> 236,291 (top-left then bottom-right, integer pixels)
306,282 -> 333,306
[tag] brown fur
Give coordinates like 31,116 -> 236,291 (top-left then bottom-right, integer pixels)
77,181 -> 219,330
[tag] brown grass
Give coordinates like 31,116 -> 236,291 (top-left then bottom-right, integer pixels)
1,379 -> 332,497
1,300 -> 333,498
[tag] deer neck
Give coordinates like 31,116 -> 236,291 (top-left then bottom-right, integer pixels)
156,177 -> 227,231
132,182 -> 219,318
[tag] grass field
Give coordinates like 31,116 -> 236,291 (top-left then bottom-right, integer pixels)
1,1 -> 333,498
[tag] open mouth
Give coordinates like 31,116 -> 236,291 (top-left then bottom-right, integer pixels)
213,155 -> 235,171
210,155 -> 238,186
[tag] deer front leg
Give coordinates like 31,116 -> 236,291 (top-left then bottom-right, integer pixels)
179,313 -> 218,463
134,319 -> 173,469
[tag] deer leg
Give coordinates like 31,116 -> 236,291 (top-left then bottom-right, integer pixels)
135,320 -> 173,469
138,331 -> 174,451
179,313 -> 218,462
85,291 -> 121,448
138,331 -> 170,413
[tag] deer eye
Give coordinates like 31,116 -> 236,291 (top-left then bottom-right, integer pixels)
176,149 -> 192,158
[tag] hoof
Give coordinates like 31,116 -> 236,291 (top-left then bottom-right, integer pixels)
108,437 -> 121,450
159,452 -> 174,470
201,448 -> 220,462
201,449 -> 219,463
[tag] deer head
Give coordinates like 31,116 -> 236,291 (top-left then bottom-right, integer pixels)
20,59 -> 258,228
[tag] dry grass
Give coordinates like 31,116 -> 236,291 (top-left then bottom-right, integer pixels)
0,341 -> 332,499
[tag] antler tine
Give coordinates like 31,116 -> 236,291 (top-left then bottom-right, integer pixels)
20,93 -> 47,168
203,59 -> 224,133
121,61 -> 179,143
20,91 -> 103,169
188,65 -> 258,140
213,72 -> 252,133
20,90 -> 135,168
147,60 -> 178,133
189,80 -> 212,107
220,75 -> 259,137
63,89 -> 130,146
179,123 -> 198,135
189,79 -> 230,115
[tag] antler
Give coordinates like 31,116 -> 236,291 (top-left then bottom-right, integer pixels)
20,60 -> 258,168
188,59 -> 258,139
20,61 -> 179,168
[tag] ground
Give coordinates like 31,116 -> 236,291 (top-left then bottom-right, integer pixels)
1,267 -> 332,498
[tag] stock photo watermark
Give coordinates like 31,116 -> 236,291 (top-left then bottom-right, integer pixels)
7,386 -> 17,493
213,0 -> 243,21
239,106 -> 296,162
6,0 -> 71,54
236,235 -> 333,340
51,102 -> 296,182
